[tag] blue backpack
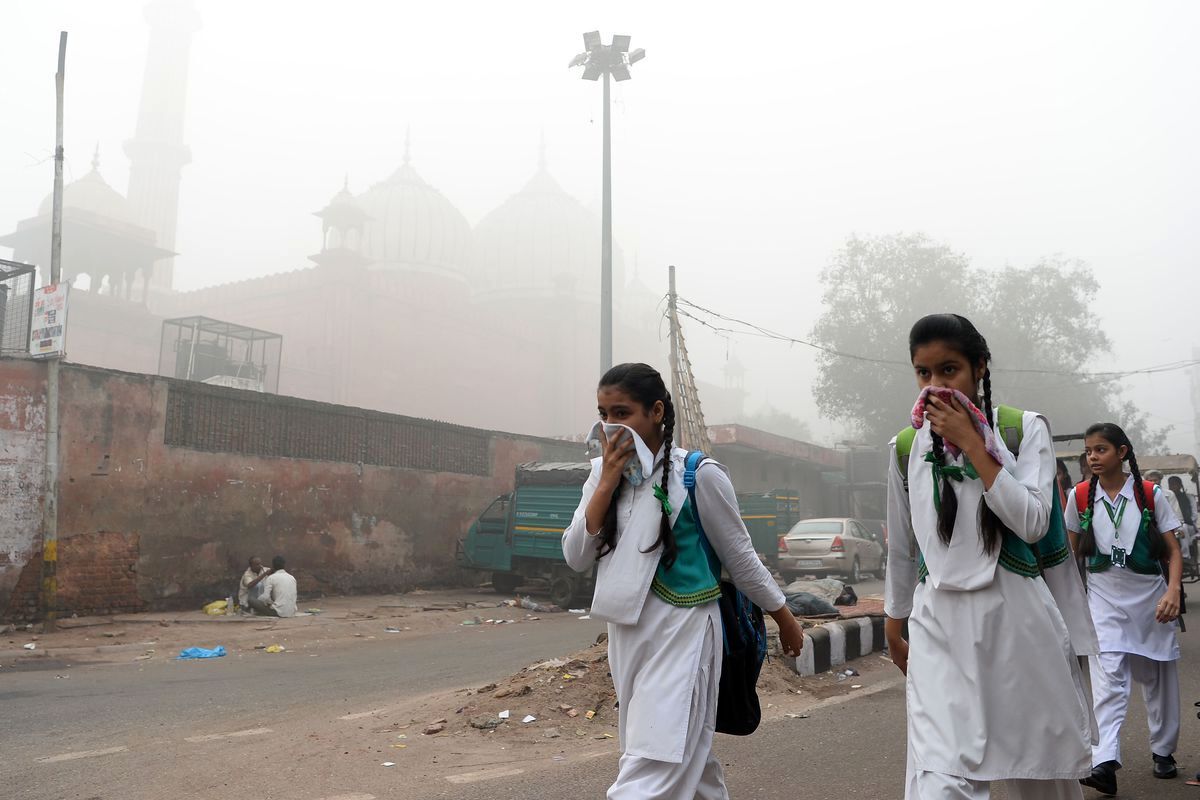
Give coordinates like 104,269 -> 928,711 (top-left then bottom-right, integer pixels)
685,450 -> 769,736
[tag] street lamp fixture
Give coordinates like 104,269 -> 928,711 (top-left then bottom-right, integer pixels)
570,32 -> 645,373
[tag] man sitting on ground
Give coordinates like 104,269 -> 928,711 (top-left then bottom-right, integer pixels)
238,556 -> 270,612
249,556 -> 297,618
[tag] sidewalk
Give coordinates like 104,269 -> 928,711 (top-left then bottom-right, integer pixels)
0,588 -> 526,666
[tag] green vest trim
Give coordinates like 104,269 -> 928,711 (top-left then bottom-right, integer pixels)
650,494 -> 723,608
896,404 -> 1070,581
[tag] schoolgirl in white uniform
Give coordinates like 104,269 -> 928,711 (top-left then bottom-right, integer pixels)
885,314 -> 1093,800
1063,422 -> 1184,795
562,363 -> 806,799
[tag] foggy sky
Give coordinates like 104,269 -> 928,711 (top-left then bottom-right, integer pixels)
3,1 -> 1199,452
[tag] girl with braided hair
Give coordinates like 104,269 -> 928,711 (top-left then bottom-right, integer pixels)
884,314 -> 1094,800
562,363 -> 805,799
1063,422 -> 1184,794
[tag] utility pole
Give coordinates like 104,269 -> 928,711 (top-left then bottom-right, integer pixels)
41,31 -> 67,632
666,265 -> 709,451
570,32 -> 646,374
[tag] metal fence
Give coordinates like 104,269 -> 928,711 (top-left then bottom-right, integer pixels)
0,260 -> 36,356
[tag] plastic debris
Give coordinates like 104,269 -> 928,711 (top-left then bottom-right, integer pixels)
177,646 -> 226,660
22,643 -> 36,651
851,684 -> 863,689
498,710 -> 510,720
527,658 -> 567,671
382,762 -> 396,767
385,627 -> 402,633
522,715 -> 537,724
585,710 -> 596,720
568,609 -> 588,614
202,599 -> 228,616
461,617 -> 482,626
265,645 -> 285,653
785,713 -> 810,719
578,615 -> 592,620
518,596 -> 564,614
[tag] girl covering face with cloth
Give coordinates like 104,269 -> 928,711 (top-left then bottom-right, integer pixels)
1063,423 -> 1183,795
884,314 -> 1093,800
562,362 -> 806,800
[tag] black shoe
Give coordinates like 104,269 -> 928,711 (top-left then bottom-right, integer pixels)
1080,761 -> 1119,796
1153,753 -> 1178,779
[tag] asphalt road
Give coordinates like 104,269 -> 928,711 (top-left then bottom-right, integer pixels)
5,577 -> 1196,800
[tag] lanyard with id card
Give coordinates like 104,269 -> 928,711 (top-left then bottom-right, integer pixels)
1105,495 -> 1129,568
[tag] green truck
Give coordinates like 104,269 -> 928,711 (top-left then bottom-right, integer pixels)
457,461 -> 804,606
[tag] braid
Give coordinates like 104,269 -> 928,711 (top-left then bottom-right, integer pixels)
981,369 -> 994,432
643,394 -> 679,569
1079,474 -> 1099,557
931,432 -> 958,546
596,481 -> 623,560
975,368 -> 1003,554
1126,450 -> 1165,559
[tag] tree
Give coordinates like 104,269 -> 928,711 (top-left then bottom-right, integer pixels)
810,234 -> 1169,453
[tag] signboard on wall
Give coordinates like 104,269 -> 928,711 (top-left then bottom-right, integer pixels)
29,283 -> 69,359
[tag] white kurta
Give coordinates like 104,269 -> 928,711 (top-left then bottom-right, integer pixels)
885,412 -> 1092,782
562,446 -> 785,774
1063,478 -> 1181,660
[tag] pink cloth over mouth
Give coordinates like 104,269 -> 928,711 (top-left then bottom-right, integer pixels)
910,386 -> 1005,466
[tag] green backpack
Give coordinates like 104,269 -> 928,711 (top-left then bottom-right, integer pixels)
896,405 -> 1071,580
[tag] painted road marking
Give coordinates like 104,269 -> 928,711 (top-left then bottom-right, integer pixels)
184,727 -> 273,743
445,766 -> 526,784
37,746 -> 128,763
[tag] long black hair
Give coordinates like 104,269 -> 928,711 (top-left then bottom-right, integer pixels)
594,363 -> 678,568
909,313 -> 1006,555
1079,422 -> 1165,559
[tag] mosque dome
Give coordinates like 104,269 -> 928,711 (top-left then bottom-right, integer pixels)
39,147 -> 135,225
355,149 -> 470,279
471,151 -> 623,300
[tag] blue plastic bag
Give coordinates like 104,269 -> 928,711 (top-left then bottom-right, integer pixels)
177,645 -> 226,660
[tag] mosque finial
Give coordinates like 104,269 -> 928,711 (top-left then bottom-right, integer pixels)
404,126 -> 412,165
92,142 -> 101,172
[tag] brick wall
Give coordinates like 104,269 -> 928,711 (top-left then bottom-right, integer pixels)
1,360 -> 584,619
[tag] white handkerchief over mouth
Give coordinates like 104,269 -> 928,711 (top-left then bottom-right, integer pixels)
586,421 -> 656,487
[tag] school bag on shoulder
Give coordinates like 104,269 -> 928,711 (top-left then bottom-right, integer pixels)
896,405 -> 1072,575
684,450 -> 768,737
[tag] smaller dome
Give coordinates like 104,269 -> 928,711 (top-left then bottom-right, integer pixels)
39,147 -> 135,224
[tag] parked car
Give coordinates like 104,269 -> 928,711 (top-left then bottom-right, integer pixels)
777,517 -> 886,583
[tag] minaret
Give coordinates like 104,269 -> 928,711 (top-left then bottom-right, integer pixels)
124,0 -> 201,295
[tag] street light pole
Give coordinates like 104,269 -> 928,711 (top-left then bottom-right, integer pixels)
600,69 -> 612,373
570,32 -> 645,375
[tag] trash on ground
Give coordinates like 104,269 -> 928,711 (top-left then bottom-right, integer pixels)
785,713 -> 810,719
306,608 -> 322,614
578,615 -> 592,620
518,596 -> 564,614
522,715 -> 537,724
585,710 -> 596,720
594,733 -> 614,739
22,643 -> 36,651
461,616 -> 483,626
498,710 -> 510,719
391,744 -> 407,749
851,684 -> 863,689
382,762 -> 396,767
202,599 -> 228,616
568,608 -> 588,614
264,644 -> 285,653
178,646 -> 227,660
527,658 -> 568,671
385,627 -> 402,633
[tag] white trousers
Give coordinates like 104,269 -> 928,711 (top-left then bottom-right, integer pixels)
1089,650 -> 1180,765
607,620 -> 728,800
909,770 -> 1083,799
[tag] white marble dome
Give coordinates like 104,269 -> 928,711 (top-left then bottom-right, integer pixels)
471,162 -> 623,300
355,157 -> 471,280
